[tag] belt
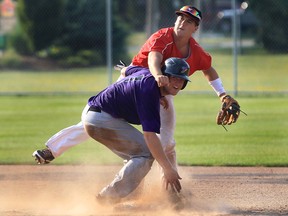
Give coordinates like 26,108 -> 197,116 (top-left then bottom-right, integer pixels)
88,106 -> 101,113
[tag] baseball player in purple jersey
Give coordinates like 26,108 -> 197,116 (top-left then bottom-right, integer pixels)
79,58 -> 190,201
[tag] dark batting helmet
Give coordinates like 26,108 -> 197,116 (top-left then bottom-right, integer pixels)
161,57 -> 191,90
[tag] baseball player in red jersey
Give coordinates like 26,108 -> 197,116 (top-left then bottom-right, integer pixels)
33,6 -> 238,173
117,5 -> 237,172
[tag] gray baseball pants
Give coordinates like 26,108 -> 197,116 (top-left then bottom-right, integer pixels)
84,110 -> 154,199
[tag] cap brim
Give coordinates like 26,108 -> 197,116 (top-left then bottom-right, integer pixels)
175,11 -> 200,21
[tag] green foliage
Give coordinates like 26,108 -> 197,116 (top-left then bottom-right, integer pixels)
16,0 -> 65,52
158,0 -> 177,28
0,49 -> 22,68
55,0 -> 129,65
12,0 -> 129,66
8,23 -> 33,55
58,50 -> 103,67
46,46 -> 72,60
114,0 -> 146,31
249,0 -> 288,53
0,35 -> 5,49
59,0 -> 105,51
115,0 -> 178,30
77,50 -> 102,64
47,47 -> 103,67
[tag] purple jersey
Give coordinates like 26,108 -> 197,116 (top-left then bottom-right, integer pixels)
88,67 -> 161,133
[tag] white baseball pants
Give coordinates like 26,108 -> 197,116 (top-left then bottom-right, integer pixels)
46,96 -> 177,169
46,104 -> 90,157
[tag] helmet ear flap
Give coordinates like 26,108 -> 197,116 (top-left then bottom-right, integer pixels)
181,80 -> 188,90
161,65 -> 166,74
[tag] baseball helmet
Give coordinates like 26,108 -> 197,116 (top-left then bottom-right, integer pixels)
161,57 -> 191,90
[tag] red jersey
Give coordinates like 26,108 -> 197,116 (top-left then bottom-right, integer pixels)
131,27 -> 212,76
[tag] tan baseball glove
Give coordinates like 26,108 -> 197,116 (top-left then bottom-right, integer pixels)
217,95 -> 241,126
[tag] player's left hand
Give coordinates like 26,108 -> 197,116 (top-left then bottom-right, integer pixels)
160,97 -> 169,110
216,95 -> 241,126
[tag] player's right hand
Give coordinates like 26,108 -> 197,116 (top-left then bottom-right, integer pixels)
155,74 -> 169,87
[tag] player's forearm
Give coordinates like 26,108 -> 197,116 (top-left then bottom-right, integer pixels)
203,67 -> 226,98
202,66 -> 219,81
148,52 -> 170,87
148,51 -> 163,77
143,131 -> 173,171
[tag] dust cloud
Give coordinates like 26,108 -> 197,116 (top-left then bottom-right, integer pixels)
0,165 -> 232,216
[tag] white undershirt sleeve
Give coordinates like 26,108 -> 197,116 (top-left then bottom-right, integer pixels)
209,78 -> 226,96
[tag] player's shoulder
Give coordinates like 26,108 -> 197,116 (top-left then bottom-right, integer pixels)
132,68 -> 151,77
190,37 -> 210,55
190,37 -> 202,48
125,66 -> 149,76
152,27 -> 173,39
156,27 -> 173,34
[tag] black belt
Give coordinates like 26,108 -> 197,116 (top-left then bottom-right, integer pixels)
88,106 -> 101,113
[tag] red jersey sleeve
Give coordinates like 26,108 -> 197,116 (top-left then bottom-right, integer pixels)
186,38 -> 212,75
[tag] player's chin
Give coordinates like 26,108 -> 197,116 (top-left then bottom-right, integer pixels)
169,88 -> 181,96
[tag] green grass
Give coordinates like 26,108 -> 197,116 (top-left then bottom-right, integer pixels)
174,94 -> 288,166
188,53 -> 288,93
0,94 -> 287,166
0,67 -> 121,94
1,53 -> 287,94
0,51 -> 287,166
0,94 -> 122,165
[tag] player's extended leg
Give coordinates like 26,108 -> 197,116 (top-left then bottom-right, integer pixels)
46,121 -> 90,158
33,104 -> 90,164
84,110 -> 154,202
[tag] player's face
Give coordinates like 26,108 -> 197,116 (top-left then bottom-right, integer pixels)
174,15 -> 198,37
165,76 -> 185,96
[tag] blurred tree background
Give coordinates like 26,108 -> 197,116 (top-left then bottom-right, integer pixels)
249,0 -> 288,53
9,0 -> 129,67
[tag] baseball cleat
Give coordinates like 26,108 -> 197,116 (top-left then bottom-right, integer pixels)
32,148 -> 55,164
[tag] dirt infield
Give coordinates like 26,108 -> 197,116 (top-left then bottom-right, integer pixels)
0,165 -> 288,216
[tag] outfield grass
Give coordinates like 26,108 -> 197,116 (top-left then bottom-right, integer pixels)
174,94 -> 288,166
0,52 -> 287,166
0,53 -> 287,94
0,94 -> 287,166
